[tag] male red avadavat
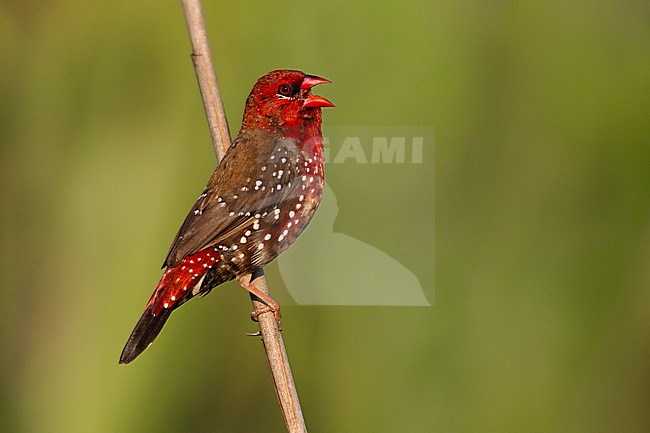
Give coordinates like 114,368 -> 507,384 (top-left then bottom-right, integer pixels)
119,70 -> 333,364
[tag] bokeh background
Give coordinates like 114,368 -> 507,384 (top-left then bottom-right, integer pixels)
1,1 -> 649,432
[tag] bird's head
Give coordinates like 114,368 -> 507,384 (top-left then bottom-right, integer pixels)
242,69 -> 334,133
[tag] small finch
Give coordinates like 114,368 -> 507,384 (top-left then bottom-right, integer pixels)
119,70 -> 333,364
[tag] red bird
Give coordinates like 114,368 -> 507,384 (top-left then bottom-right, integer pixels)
120,70 -> 333,364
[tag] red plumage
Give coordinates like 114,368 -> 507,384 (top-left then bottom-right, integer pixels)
119,70 -> 333,364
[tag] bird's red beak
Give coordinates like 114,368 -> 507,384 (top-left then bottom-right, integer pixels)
302,75 -> 335,108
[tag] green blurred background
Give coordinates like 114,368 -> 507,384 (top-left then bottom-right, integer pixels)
1,1 -> 649,432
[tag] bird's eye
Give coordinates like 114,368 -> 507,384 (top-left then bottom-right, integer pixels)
277,84 -> 292,96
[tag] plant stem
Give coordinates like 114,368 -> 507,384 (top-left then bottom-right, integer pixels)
179,1 -> 308,432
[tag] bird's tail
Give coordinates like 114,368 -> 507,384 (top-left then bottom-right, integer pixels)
119,304 -> 173,364
119,248 -> 233,364
119,266 -> 201,364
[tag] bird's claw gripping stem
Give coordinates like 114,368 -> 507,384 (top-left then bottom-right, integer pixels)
250,304 -> 282,323
237,274 -> 282,325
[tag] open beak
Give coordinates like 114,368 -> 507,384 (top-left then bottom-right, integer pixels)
302,74 -> 335,108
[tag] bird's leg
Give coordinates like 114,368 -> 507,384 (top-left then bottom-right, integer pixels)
237,273 -> 282,323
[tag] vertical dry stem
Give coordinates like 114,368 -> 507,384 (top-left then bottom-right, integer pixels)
180,1 -> 308,432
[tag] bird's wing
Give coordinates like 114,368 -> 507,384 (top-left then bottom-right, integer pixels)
163,132 -> 305,268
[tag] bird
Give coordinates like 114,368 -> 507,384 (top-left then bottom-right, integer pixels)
119,69 -> 334,364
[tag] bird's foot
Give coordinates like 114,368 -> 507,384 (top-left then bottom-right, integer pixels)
250,303 -> 282,324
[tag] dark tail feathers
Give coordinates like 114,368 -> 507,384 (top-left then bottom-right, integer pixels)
119,306 -> 173,364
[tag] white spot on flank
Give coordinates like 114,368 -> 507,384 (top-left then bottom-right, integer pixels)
253,221 -> 260,230
264,233 -> 271,241
164,303 -> 169,308
239,253 -> 245,259
258,243 -> 264,250
288,222 -> 292,228
256,180 -> 262,187
278,234 -> 285,242
289,210 -> 295,218
229,211 -> 235,216
245,230 -> 252,236
232,244 -> 238,250
277,184 -> 282,190
281,157 -> 287,163
301,175 -> 307,181
296,203 -> 302,209
270,155 -> 275,160
171,296 -> 176,301
240,236 -> 247,243
278,169 -> 284,177
299,195 -> 304,201
261,166 -> 267,171
282,229 -> 289,236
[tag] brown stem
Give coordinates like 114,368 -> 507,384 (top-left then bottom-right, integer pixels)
179,1 -> 308,432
